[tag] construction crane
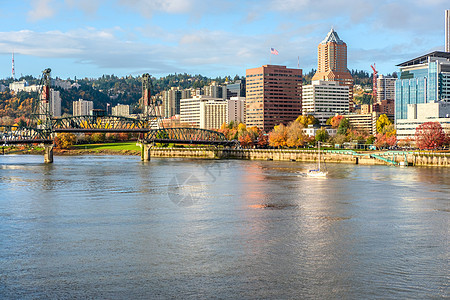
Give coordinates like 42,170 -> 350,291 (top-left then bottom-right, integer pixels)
371,64 -> 378,104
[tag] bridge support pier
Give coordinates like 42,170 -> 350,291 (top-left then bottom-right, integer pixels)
140,143 -> 151,161
44,144 -> 53,163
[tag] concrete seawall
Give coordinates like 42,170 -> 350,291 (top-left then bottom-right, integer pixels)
149,148 -> 450,167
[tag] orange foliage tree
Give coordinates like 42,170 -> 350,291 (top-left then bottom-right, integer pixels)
268,124 -> 288,147
54,133 -> 77,149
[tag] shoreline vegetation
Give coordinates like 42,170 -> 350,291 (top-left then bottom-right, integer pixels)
2,142 -> 450,156
1,142 -> 141,156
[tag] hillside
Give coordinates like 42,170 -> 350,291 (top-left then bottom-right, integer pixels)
0,69 -> 377,120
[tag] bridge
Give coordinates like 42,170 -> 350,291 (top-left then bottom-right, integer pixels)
0,70 -> 233,163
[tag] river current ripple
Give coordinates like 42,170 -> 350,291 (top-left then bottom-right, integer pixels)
0,155 -> 448,299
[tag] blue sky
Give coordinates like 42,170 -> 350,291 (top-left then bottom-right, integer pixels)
0,0 -> 448,80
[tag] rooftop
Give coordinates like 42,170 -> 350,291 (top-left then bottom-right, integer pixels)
320,28 -> 344,45
397,51 -> 450,67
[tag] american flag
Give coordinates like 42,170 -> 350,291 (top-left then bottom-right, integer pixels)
270,48 -> 279,55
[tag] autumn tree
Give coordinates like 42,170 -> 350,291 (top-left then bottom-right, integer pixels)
330,115 -> 344,129
374,133 -> 397,149
238,132 -> 254,148
54,133 -> 77,149
376,114 -> 392,133
256,130 -> 268,147
286,121 -> 306,147
415,122 -> 447,150
268,124 -> 288,147
296,115 -> 319,127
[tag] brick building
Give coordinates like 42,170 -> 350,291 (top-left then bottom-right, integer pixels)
245,65 -> 302,132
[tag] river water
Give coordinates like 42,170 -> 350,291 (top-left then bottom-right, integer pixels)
0,155 -> 448,299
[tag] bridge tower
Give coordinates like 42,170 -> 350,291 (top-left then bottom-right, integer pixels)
140,73 -> 161,129
33,68 -> 54,163
33,68 -> 53,131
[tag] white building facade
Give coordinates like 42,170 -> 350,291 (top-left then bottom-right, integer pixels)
180,95 -> 228,130
302,80 -> 349,125
396,101 -> 450,140
73,99 -> 93,116
112,104 -> 130,117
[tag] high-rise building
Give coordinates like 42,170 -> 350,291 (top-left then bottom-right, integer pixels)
245,65 -> 302,132
162,87 -> 192,118
73,99 -> 93,116
50,89 -> 61,117
312,28 -> 354,108
227,96 -> 246,124
226,80 -> 246,98
203,82 -> 226,99
302,80 -> 349,125
395,51 -> 450,122
377,74 -> 396,103
446,10 -> 450,52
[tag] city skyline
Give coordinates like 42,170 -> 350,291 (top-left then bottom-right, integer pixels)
0,1 -> 448,80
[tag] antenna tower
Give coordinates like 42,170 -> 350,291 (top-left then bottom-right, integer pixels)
12,52 -> 15,80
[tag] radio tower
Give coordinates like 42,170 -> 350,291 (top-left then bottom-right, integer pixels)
12,52 -> 15,80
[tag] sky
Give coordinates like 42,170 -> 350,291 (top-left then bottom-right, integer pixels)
0,0 -> 448,80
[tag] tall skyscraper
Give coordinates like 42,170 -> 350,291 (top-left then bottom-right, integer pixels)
395,51 -> 450,122
246,65 -> 302,132
446,10 -> 450,52
312,28 -> 353,106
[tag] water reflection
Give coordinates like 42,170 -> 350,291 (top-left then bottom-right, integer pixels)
0,155 -> 447,299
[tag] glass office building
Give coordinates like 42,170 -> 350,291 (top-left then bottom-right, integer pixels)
395,51 -> 450,121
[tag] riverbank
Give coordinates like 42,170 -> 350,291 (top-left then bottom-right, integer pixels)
2,143 -> 449,167
1,142 -> 141,156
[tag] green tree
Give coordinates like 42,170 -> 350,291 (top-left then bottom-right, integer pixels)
366,135 -> 376,145
337,118 -> 350,135
315,128 -> 329,142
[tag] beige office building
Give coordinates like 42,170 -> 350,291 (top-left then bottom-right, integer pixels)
377,74 -> 396,102
227,97 -> 246,124
180,96 -> 227,130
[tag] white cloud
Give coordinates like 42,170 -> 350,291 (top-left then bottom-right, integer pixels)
117,0 -> 194,16
27,0 -> 56,21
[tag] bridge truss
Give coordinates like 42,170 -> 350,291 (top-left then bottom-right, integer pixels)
52,115 -> 149,133
0,125 -> 52,144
